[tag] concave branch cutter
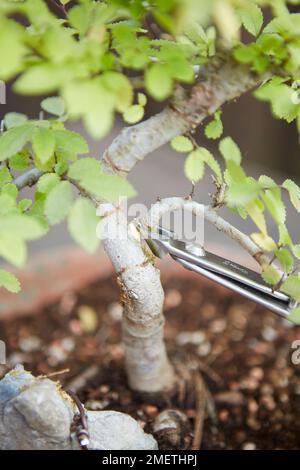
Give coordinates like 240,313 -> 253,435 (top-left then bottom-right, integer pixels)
146,226 -> 297,321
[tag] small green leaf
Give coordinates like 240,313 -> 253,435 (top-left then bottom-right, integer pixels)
0,123 -> 34,161
258,174 -> 277,189
281,275 -> 300,303
9,151 -> 29,171
0,213 -> 46,240
238,4 -> 263,37
145,63 -> 173,101
138,93 -> 147,106
275,248 -> 294,273
54,129 -> 89,158
184,150 -> 204,182
226,177 -> 260,206
41,97 -> 65,117
37,173 -> 60,194
171,136 -> 194,153
282,179 -> 300,212
80,174 -> 136,202
261,187 -> 286,225
205,111 -> 223,140
251,232 -> 277,251
32,127 -> 55,164
68,198 -> 100,253
0,269 -> 21,293
4,112 -> 28,130
219,137 -> 242,165
45,181 -> 73,224
287,307 -> 300,325
123,105 -> 144,124
261,264 -> 281,285
68,158 -> 101,180
0,167 -> 12,189
0,233 -> 27,267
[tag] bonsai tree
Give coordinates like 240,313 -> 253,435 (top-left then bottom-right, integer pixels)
0,0 -> 300,399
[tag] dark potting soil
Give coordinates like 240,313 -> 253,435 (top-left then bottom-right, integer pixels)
0,275 -> 300,450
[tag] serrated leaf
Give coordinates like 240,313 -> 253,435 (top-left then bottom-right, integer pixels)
282,179 -> 300,212
275,248 -> 294,273
261,187 -> 286,225
123,105 -> 144,124
238,4 -> 263,37
292,244 -> 300,259
0,269 -> 20,293
198,147 -> 223,183
37,173 -> 60,194
80,174 -> 136,202
226,177 -> 260,206
9,151 -> 29,171
68,158 -> 101,180
251,232 -> 277,251
278,223 -> 291,246
54,129 -> 89,158
0,233 -> 26,267
261,264 -> 281,285
246,200 -> 267,234
0,214 -> 46,240
205,111 -> 223,140
171,136 -> 194,153
258,174 -> 277,189
0,167 -> 12,189
41,97 -> 65,117
184,150 -> 204,182
32,127 -> 55,164
4,112 -> 28,130
45,181 -> 73,225
68,198 -> 100,253
145,63 -> 173,101
287,307 -> 300,325
281,275 -> 300,303
219,137 -> 242,164
0,123 -> 34,161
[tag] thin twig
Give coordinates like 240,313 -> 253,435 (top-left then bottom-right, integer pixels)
191,372 -> 207,450
66,389 -> 90,450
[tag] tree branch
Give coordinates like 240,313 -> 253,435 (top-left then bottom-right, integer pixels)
102,54 -> 268,175
13,168 -> 44,190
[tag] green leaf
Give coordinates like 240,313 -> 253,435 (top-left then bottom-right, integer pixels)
258,174 -> 277,189
4,112 -> 28,130
18,198 -> 32,212
184,150 -> 204,182
0,213 -> 46,241
68,198 -> 100,253
0,270 -> 20,293
282,179 -> 300,212
0,233 -> 26,267
41,97 -> 65,117
32,127 -> 55,164
198,147 -> 223,183
275,248 -> 294,273
226,177 -> 260,206
219,137 -> 242,165
281,275 -> 300,303
205,111 -> 223,140
45,181 -> 73,225
54,129 -> 89,158
171,136 -> 194,153
238,4 -> 263,37
37,173 -> 60,194
80,174 -> 136,202
0,167 -> 12,189
9,151 -> 29,171
123,105 -> 144,124
251,232 -> 277,251
68,158 -> 101,180
261,187 -> 286,225
287,307 -> 300,325
261,264 -> 281,285
0,123 -> 34,161
145,63 -> 173,101
138,93 -> 147,106
246,200 -> 267,234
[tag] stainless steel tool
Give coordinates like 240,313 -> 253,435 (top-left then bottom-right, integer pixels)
146,226 -> 296,320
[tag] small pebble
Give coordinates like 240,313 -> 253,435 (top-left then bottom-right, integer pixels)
250,367 -> 264,381
61,337 -> 75,352
243,442 -> 256,450
197,341 -> 211,357
19,336 -> 41,353
176,330 -> 206,346
143,405 -> 158,416
107,302 -> 123,322
262,326 -> 278,342
77,305 -> 98,333
209,318 -> 227,334
164,289 -> 182,310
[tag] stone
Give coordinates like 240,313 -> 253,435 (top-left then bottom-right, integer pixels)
0,365 -> 158,451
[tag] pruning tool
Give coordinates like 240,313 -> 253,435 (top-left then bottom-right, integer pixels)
146,226 -> 297,321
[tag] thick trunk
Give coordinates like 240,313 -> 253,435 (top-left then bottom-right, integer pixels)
99,204 -> 175,393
